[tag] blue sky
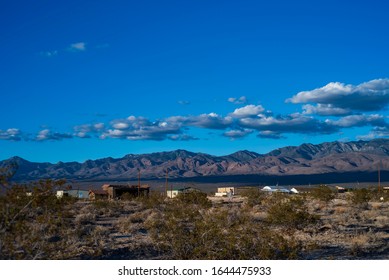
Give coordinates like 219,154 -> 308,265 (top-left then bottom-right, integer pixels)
1,0 -> 389,163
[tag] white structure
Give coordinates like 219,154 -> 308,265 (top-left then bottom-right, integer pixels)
166,189 -> 181,198
166,187 -> 201,198
261,186 -> 291,193
56,190 -> 89,199
290,188 -> 299,194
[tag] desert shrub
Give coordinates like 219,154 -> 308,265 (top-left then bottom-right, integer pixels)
349,188 -> 372,208
136,191 -> 165,210
309,185 -> 335,202
175,191 -> 211,208
92,200 -> 121,216
0,176 -> 75,259
266,196 -> 319,230
241,189 -> 266,208
146,205 -> 302,259
92,200 -> 111,209
120,192 -> 134,201
74,212 -> 96,225
368,188 -> 389,202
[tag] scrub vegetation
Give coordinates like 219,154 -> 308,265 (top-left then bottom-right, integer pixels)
1,166 -> 389,259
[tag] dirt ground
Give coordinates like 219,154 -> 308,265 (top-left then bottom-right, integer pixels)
61,192 -> 389,260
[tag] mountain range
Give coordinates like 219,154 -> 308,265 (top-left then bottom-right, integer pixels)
1,139 -> 389,182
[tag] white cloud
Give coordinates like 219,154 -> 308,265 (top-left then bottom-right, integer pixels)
230,104 -> 265,118
112,122 -> 130,129
223,129 -> 253,139
0,128 -> 22,141
73,123 -> 105,138
326,114 -> 386,128
357,127 -> 389,141
228,96 -> 247,104
68,42 -> 86,52
302,104 -> 351,116
239,113 -> 338,135
36,129 -> 72,141
257,130 -> 285,139
287,78 -> 389,112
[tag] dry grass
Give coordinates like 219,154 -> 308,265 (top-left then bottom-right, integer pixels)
2,185 -> 389,260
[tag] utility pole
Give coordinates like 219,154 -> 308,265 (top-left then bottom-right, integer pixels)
378,163 -> 381,193
138,169 -> 141,197
165,169 -> 168,197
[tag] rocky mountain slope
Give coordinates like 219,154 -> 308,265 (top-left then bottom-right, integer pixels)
1,139 -> 388,181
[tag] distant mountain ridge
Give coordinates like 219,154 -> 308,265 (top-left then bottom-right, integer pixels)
1,139 -> 389,182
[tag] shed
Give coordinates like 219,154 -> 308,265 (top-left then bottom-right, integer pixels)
89,189 -> 108,200
167,187 -> 201,198
102,184 -> 150,199
56,189 -> 89,199
216,186 -> 259,196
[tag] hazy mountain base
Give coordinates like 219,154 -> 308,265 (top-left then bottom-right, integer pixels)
2,188 -> 389,260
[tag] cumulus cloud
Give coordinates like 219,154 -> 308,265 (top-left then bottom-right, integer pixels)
223,129 -> 253,139
168,134 -> 199,141
230,104 -> 265,118
73,123 -> 105,138
302,104 -> 351,116
36,129 -> 73,141
168,113 -> 233,130
228,96 -> 248,104
287,79 -> 389,112
68,42 -> 86,52
326,114 -> 387,128
257,131 -> 285,139
239,113 -> 338,135
7,78 -> 389,144
101,116 -> 183,141
0,128 -> 22,141
100,113 -> 234,141
357,126 -> 389,140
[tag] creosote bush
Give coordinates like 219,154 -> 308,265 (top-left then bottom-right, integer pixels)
145,193 -> 303,259
266,196 -> 319,230
349,188 -> 372,208
240,189 -> 266,208
136,191 -> 166,210
309,185 -> 336,202
175,191 -> 211,208
0,174 -> 74,259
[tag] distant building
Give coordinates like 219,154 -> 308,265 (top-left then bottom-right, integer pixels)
261,186 -> 291,193
102,184 -> 150,199
166,187 -> 201,198
56,189 -> 89,199
89,189 -> 108,200
215,186 -> 258,196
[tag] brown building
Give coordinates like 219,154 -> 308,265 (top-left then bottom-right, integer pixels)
89,189 -> 108,200
102,184 -> 150,199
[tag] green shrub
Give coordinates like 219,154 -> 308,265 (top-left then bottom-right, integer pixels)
349,188 -> 372,207
136,191 -> 166,210
146,206 -> 302,259
240,189 -> 266,207
266,196 -> 319,230
0,177 -> 75,259
175,191 -> 211,208
309,185 -> 335,202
